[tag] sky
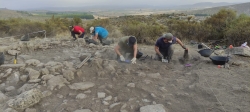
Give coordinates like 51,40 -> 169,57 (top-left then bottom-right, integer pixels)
0,0 -> 249,10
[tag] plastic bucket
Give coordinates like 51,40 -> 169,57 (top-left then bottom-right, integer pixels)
0,52 -> 4,65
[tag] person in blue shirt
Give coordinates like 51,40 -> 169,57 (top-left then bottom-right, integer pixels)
155,33 -> 188,63
90,26 -> 109,45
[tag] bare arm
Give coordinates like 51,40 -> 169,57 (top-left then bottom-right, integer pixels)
176,38 -> 188,50
133,44 -> 138,58
93,33 -> 98,41
78,30 -> 82,36
114,44 -> 122,56
155,46 -> 162,56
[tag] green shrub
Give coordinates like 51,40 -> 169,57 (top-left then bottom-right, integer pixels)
225,14 -> 250,46
121,21 -> 167,43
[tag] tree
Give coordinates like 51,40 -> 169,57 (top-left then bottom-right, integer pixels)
204,9 -> 236,40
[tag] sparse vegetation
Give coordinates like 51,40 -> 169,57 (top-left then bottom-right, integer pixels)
0,9 -> 249,46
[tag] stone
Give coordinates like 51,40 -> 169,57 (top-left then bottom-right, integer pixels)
104,96 -> 112,101
25,108 -> 37,112
5,86 -> 15,92
62,69 -> 75,81
7,50 -> 20,56
6,72 -> 20,84
2,68 -> 12,78
25,59 -> 41,66
102,101 -> 109,105
73,109 -> 92,112
8,89 -> 43,109
26,68 -> 40,80
97,92 -> 106,98
40,68 -> 49,75
226,47 -> 250,57
42,91 -> 52,98
47,75 -> 70,90
76,93 -> 87,99
140,104 -> 166,112
0,64 -> 25,68
109,102 -> 121,109
20,75 -> 28,82
147,73 -> 161,79
18,84 -> 38,94
41,75 -> 54,81
127,83 -> 135,88
68,82 -> 95,91
3,108 -> 18,112
0,46 -> 11,52
0,91 -> 8,103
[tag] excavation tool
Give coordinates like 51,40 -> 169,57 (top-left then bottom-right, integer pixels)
14,53 -> 17,64
76,54 -> 91,69
183,49 -> 189,60
0,52 -> 4,65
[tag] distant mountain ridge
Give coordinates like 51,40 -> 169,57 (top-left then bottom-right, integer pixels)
182,2 -> 250,15
3,2 -> 242,11
168,2 -> 236,10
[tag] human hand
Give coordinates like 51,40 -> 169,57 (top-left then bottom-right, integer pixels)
131,57 -> 136,64
182,45 -> 188,50
120,55 -> 125,61
161,58 -> 168,63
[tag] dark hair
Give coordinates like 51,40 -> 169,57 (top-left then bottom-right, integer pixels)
128,36 -> 136,45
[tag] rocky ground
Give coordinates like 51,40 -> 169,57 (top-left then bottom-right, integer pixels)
0,36 -> 249,112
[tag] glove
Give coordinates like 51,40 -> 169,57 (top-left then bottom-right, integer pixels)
131,57 -> 136,64
120,55 -> 125,61
162,58 -> 168,63
159,54 -> 164,58
182,45 -> 187,50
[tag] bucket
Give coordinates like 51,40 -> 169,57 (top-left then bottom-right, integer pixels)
0,52 -> 4,65
198,49 -> 213,57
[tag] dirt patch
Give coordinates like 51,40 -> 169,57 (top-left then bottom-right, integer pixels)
0,37 -> 249,112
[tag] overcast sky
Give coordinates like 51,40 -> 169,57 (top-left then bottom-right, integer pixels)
0,0 -> 249,10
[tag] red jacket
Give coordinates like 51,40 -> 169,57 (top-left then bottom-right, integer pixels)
73,26 -> 85,33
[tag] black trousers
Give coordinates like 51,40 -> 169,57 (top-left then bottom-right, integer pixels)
71,31 -> 85,39
156,45 -> 174,61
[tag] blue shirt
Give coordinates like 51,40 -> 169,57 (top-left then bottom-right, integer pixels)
93,27 -> 108,39
155,37 -> 177,53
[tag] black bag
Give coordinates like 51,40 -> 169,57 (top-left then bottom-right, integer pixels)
20,34 -> 30,41
136,51 -> 143,58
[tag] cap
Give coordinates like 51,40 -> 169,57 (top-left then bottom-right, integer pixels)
162,33 -> 173,40
90,27 -> 94,33
128,36 -> 136,46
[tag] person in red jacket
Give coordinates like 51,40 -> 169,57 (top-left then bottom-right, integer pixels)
69,26 -> 85,40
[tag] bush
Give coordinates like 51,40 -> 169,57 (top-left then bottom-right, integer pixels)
0,18 -> 45,36
121,21 -> 167,43
225,14 -> 250,46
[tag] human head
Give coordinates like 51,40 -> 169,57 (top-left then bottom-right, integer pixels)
162,33 -> 173,43
69,26 -> 73,31
127,36 -> 136,46
90,27 -> 94,33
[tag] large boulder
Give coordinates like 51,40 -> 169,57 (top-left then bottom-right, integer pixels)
226,47 -> 250,57
7,89 -> 43,110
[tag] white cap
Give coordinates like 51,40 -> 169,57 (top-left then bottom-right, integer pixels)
90,27 -> 94,33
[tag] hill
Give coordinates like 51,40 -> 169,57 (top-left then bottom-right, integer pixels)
182,2 -> 250,16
